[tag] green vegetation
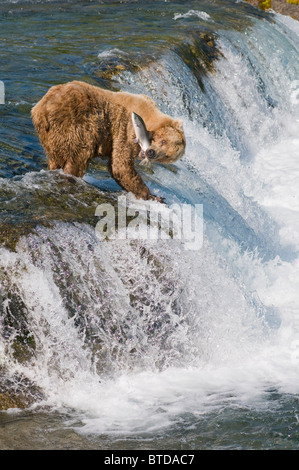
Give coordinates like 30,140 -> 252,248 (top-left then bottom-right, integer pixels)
258,0 -> 272,10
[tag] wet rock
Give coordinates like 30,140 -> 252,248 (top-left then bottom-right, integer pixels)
172,31 -> 222,92
0,170 -> 120,408
0,289 -> 36,363
0,371 -> 44,410
0,170 -> 118,251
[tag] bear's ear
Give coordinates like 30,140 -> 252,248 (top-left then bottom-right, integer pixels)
175,119 -> 184,131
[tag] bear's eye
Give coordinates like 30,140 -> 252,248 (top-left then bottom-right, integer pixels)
160,139 -> 167,146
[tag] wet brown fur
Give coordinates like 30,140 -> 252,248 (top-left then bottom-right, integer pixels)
31,80 -> 186,200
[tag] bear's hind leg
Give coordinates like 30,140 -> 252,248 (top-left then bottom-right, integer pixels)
49,160 -> 62,171
63,159 -> 89,178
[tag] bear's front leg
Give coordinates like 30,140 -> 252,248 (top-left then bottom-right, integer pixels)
110,146 -> 153,200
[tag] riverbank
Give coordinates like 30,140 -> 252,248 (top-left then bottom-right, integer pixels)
244,0 -> 299,19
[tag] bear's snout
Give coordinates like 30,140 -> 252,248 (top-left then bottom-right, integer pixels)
145,148 -> 156,160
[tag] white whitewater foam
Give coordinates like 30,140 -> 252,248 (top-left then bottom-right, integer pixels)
97,48 -> 129,59
173,10 -> 213,22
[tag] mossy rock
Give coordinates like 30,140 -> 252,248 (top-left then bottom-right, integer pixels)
0,170 -> 118,251
171,31 -> 222,91
0,371 -> 44,410
0,289 -> 36,363
0,392 -> 28,410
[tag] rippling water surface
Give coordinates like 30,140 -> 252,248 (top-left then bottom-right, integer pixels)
1,0 -> 299,450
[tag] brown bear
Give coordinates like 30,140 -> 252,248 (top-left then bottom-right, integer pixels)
31,80 -> 186,201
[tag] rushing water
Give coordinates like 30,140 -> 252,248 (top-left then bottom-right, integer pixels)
1,0 -> 299,450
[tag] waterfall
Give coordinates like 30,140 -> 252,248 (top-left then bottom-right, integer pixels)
1,3 -> 299,439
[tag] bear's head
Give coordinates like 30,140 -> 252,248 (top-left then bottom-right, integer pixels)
148,120 -> 186,164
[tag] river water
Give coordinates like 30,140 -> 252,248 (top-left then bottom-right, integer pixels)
0,0 -> 299,450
